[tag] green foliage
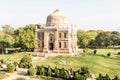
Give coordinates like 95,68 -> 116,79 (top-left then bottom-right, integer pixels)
97,73 -> 103,80
36,65 -> 45,76
107,52 -> 111,57
15,77 -> 26,80
35,65 -> 90,80
80,67 -> 90,77
14,24 -> 36,50
83,48 -> 89,53
75,73 -> 86,80
93,49 -> 97,54
77,30 -> 120,48
47,66 -> 52,76
96,73 -> 119,80
77,30 -> 101,48
19,55 -> 32,68
95,31 -> 120,48
118,52 -> 120,55
7,63 -> 15,72
0,71 -> 7,80
27,67 -> 36,76
0,62 -> 2,68
113,75 -> 120,80
0,59 -> 6,64
0,32 -> 14,54
54,67 -> 60,77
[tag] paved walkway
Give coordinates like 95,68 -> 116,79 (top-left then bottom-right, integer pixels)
2,68 -> 30,80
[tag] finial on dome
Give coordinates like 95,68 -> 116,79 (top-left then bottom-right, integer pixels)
54,9 -> 60,12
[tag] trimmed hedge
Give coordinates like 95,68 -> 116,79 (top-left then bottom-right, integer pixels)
19,55 -> 32,68
27,67 -> 36,76
7,63 -> 15,72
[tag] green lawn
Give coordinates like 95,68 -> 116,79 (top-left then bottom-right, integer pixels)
32,49 -> 120,78
0,49 -> 120,78
0,53 -> 27,63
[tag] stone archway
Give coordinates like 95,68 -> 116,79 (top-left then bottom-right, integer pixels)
48,33 -> 54,51
49,43 -> 54,50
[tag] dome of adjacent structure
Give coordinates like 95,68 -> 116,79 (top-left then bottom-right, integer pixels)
46,9 -> 69,26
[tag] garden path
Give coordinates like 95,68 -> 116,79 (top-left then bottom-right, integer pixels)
2,68 -> 30,80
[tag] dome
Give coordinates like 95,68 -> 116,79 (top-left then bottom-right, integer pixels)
46,9 -> 69,26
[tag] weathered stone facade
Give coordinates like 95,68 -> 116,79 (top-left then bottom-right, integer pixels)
35,9 -> 77,54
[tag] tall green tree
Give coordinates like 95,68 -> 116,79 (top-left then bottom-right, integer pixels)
0,32 -> 14,54
14,24 -> 36,51
95,31 -> 120,48
77,30 -> 100,48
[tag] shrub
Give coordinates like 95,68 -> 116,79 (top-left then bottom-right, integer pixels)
113,75 -> 120,80
75,73 -> 85,80
0,59 -> 6,64
83,48 -> 89,53
96,73 -> 103,80
93,50 -> 97,55
107,52 -> 111,57
14,61 -> 18,71
7,63 -> 15,72
54,67 -> 60,77
19,55 -> 32,68
27,67 -> 36,76
0,62 -> 2,68
80,67 -> 90,77
118,52 -> 120,55
47,66 -> 52,76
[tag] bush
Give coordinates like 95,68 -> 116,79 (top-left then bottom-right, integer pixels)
7,63 -> 15,72
75,73 -> 85,80
47,66 -> 52,76
19,55 -> 32,68
0,62 -> 2,68
93,50 -> 97,55
118,52 -> 120,55
107,52 -> 111,57
80,67 -> 90,77
27,67 -> 36,76
0,59 -> 6,64
113,75 -> 120,80
83,48 -> 89,53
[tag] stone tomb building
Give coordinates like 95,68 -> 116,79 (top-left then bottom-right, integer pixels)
35,10 -> 77,54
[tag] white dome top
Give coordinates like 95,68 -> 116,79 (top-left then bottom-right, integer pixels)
46,9 -> 69,26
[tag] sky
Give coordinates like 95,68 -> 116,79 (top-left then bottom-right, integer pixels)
0,0 -> 120,31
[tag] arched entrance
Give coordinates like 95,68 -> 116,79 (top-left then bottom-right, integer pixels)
49,43 -> 54,50
48,33 -> 54,51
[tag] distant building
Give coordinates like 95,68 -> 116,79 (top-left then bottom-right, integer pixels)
35,9 -> 77,54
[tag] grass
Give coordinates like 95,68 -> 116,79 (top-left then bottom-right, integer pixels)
0,52 -> 28,63
0,71 -> 8,80
32,49 -> 120,78
0,49 -> 120,79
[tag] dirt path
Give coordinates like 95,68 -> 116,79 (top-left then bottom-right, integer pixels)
2,68 -> 30,80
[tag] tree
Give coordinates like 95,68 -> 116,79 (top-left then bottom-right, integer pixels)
14,24 -> 36,51
0,32 -> 14,54
77,30 -> 100,48
2,25 -> 14,35
95,31 -> 120,48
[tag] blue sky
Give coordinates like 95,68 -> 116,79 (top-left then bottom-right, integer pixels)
0,0 -> 120,31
